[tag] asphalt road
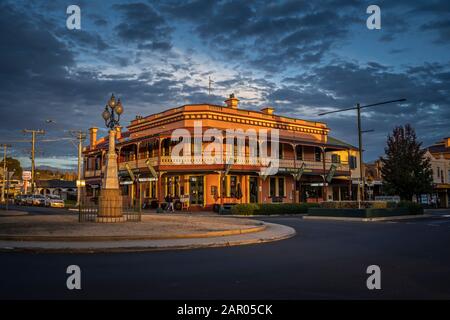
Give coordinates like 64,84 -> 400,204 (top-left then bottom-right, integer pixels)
0,210 -> 450,299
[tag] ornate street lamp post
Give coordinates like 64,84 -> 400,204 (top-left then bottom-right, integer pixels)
97,94 -> 125,222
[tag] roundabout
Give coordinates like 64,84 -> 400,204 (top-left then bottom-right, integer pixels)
0,212 -> 295,253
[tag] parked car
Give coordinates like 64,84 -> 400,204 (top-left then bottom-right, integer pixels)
14,194 -> 27,205
45,195 -> 65,208
31,194 -> 46,206
24,194 -> 34,206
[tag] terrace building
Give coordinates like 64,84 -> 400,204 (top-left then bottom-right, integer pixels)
83,95 -> 360,210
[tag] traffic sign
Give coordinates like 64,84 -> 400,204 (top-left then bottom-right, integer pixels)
22,171 -> 31,181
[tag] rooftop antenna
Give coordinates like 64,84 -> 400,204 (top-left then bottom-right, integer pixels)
208,76 -> 214,96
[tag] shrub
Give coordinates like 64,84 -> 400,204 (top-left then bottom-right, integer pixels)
371,201 -> 388,209
320,201 -> 390,209
230,203 -> 259,215
386,201 -> 397,208
397,201 -> 424,215
230,203 -> 319,215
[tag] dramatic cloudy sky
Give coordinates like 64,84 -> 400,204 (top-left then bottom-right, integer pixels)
1,0 -> 449,169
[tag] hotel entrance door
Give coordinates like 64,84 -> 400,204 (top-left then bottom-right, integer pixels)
249,177 -> 258,203
189,176 -> 204,206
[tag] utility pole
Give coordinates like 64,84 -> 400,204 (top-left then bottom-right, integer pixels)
70,130 -> 86,206
23,129 -> 45,194
1,144 -> 11,203
318,98 -> 406,208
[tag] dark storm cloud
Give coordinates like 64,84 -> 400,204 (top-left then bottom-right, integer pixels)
113,2 -> 173,51
89,14 -> 108,27
63,30 -> 111,51
269,60 -> 450,159
0,2 -> 196,163
157,0 -> 360,72
421,20 -> 450,44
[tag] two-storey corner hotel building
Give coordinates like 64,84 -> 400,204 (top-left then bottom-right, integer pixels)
83,94 -> 361,210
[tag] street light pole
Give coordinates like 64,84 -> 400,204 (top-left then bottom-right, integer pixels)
97,93 -> 125,222
318,98 -> 406,208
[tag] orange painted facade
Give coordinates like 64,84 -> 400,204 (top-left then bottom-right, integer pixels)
83,95 -> 360,210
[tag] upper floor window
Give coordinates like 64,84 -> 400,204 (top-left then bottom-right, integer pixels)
94,157 -> 101,170
296,146 -> 303,160
314,147 -> 322,162
349,156 -> 357,169
331,154 -> 341,164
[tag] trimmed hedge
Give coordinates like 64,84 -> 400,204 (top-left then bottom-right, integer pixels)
230,204 -> 259,215
309,201 -> 423,218
397,201 -> 424,215
230,203 -> 320,215
320,201 -> 397,209
228,201 -> 423,217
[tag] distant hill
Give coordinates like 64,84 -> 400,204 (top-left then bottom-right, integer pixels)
23,165 -> 76,173
22,166 -> 77,181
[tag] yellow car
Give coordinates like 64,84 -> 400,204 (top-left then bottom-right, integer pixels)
45,195 -> 65,208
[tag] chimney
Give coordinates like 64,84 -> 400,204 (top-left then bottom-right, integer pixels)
89,127 -> 98,149
116,126 -> 122,140
261,107 -> 274,115
224,93 -> 239,109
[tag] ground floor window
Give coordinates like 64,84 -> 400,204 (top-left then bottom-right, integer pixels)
270,177 -> 276,197
144,181 -> 157,199
164,175 -> 184,197
121,184 -> 130,196
189,175 -> 204,205
278,177 -> 285,197
269,177 -> 286,198
303,185 -> 322,201
230,176 -> 237,198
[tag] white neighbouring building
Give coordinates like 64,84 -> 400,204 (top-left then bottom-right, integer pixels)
425,137 -> 450,208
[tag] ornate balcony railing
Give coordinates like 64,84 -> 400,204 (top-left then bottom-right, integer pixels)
108,155 -> 350,172
118,157 -> 158,171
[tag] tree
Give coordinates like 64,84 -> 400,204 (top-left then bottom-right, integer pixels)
380,124 -> 433,200
0,157 -> 23,179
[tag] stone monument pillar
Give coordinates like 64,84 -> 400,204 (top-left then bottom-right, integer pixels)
97,129 -> 124,222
